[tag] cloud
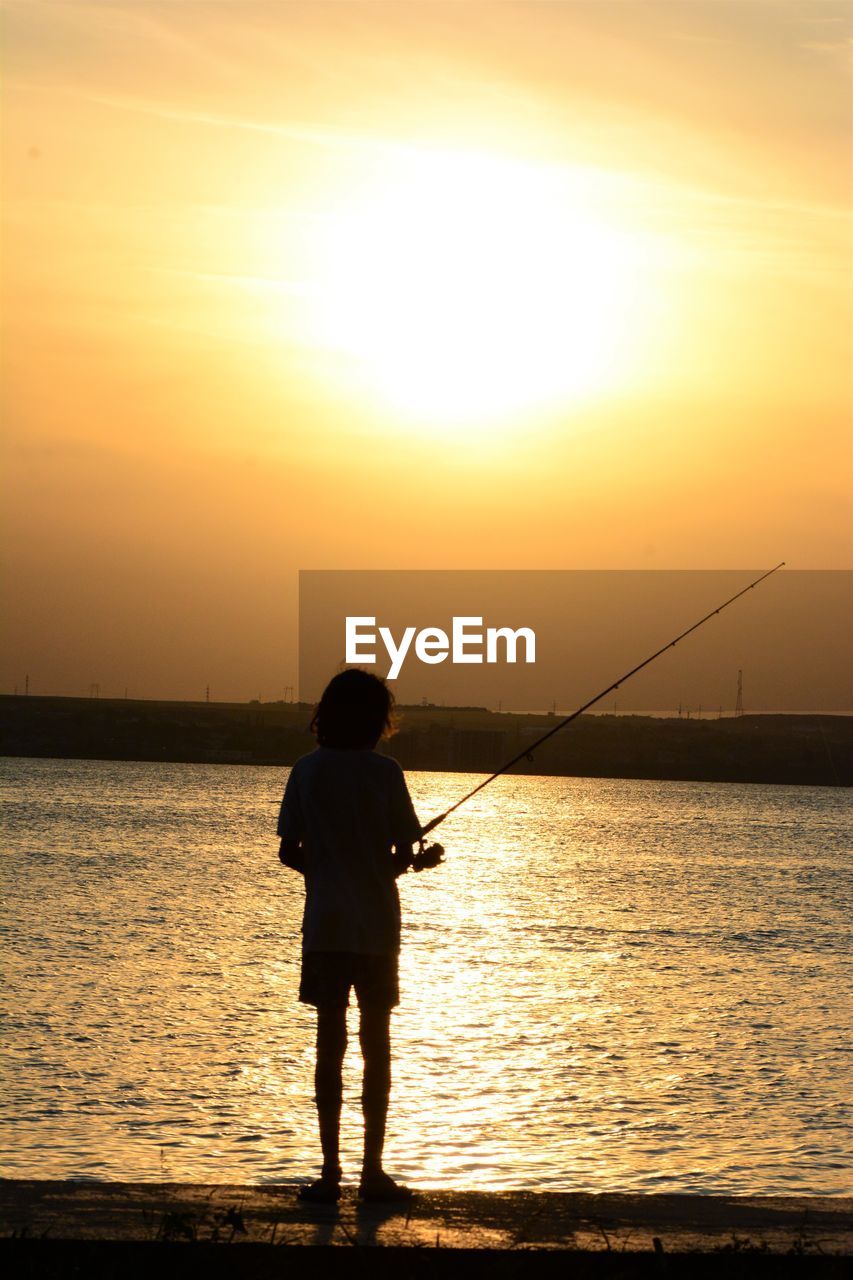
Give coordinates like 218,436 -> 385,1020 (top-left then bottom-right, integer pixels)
80,90 -> 409,157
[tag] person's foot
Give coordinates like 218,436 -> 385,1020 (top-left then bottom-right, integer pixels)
357,1170 -> 413,1202
297,1167 -> 342,1204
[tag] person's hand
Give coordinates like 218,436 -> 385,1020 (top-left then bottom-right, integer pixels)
412,842 -> 445,872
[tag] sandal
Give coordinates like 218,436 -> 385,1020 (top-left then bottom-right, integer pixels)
357,1173 -> 413,1203
297,1173 -> 341,1204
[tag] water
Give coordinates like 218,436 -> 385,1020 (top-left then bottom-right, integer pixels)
1,756 -> 850,1194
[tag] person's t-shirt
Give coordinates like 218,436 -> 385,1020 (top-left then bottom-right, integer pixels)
277,747 -> 422,956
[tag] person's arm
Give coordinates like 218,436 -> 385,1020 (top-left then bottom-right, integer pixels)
388,759 -> 421,877
391,844 -> 415,878
279,838 -> 305,874
277,766 -> 305,874
388,760 -> 444,875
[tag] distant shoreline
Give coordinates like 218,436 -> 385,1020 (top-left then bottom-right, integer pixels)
2,694 -> 850,787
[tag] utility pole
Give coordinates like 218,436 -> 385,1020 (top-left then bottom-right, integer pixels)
25,674 -> 29,696
735,669 -> 744,717
206,685 -> 210,703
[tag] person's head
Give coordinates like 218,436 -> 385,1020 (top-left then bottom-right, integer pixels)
310,668 -> 397,749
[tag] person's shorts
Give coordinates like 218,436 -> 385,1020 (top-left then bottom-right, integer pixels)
299,950 -> 399,1010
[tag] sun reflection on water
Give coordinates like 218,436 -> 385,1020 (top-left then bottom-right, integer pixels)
1,759 -> 850,1193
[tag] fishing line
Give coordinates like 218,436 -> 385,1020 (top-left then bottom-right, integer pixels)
419,562 -> 785,841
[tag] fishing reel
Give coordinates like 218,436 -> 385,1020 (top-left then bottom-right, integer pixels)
411,839 -> 445,872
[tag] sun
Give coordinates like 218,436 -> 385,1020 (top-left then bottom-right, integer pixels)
303,147 -> 658,433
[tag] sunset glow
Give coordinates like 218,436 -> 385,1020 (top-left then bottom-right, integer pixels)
2,0 -> 851,700
303,150 -> 663,430
2,0 -> 852,1210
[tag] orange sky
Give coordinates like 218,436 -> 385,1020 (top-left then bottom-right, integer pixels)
2,0 -> 851,701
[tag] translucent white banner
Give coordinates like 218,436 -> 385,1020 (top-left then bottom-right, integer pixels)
299,570 -> 851,715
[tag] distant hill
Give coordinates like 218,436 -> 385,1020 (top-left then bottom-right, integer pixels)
1,695 -> 850,786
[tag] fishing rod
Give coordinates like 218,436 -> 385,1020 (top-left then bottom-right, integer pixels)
417,562 -> 785,847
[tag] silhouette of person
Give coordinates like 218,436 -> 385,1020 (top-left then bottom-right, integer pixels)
277,668 -> 442,1203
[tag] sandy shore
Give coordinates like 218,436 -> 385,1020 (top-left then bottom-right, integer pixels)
2,1181 -> 851,1275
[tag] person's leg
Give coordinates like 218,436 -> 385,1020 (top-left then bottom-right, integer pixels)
314,1004 -> 347,1184
359,1004 -> 391,1180
358,1004 -> 410,1198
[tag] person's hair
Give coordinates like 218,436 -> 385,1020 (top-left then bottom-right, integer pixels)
310,668 -> 397,749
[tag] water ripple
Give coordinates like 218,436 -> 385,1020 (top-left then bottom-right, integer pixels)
1,758 -> 850,1193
